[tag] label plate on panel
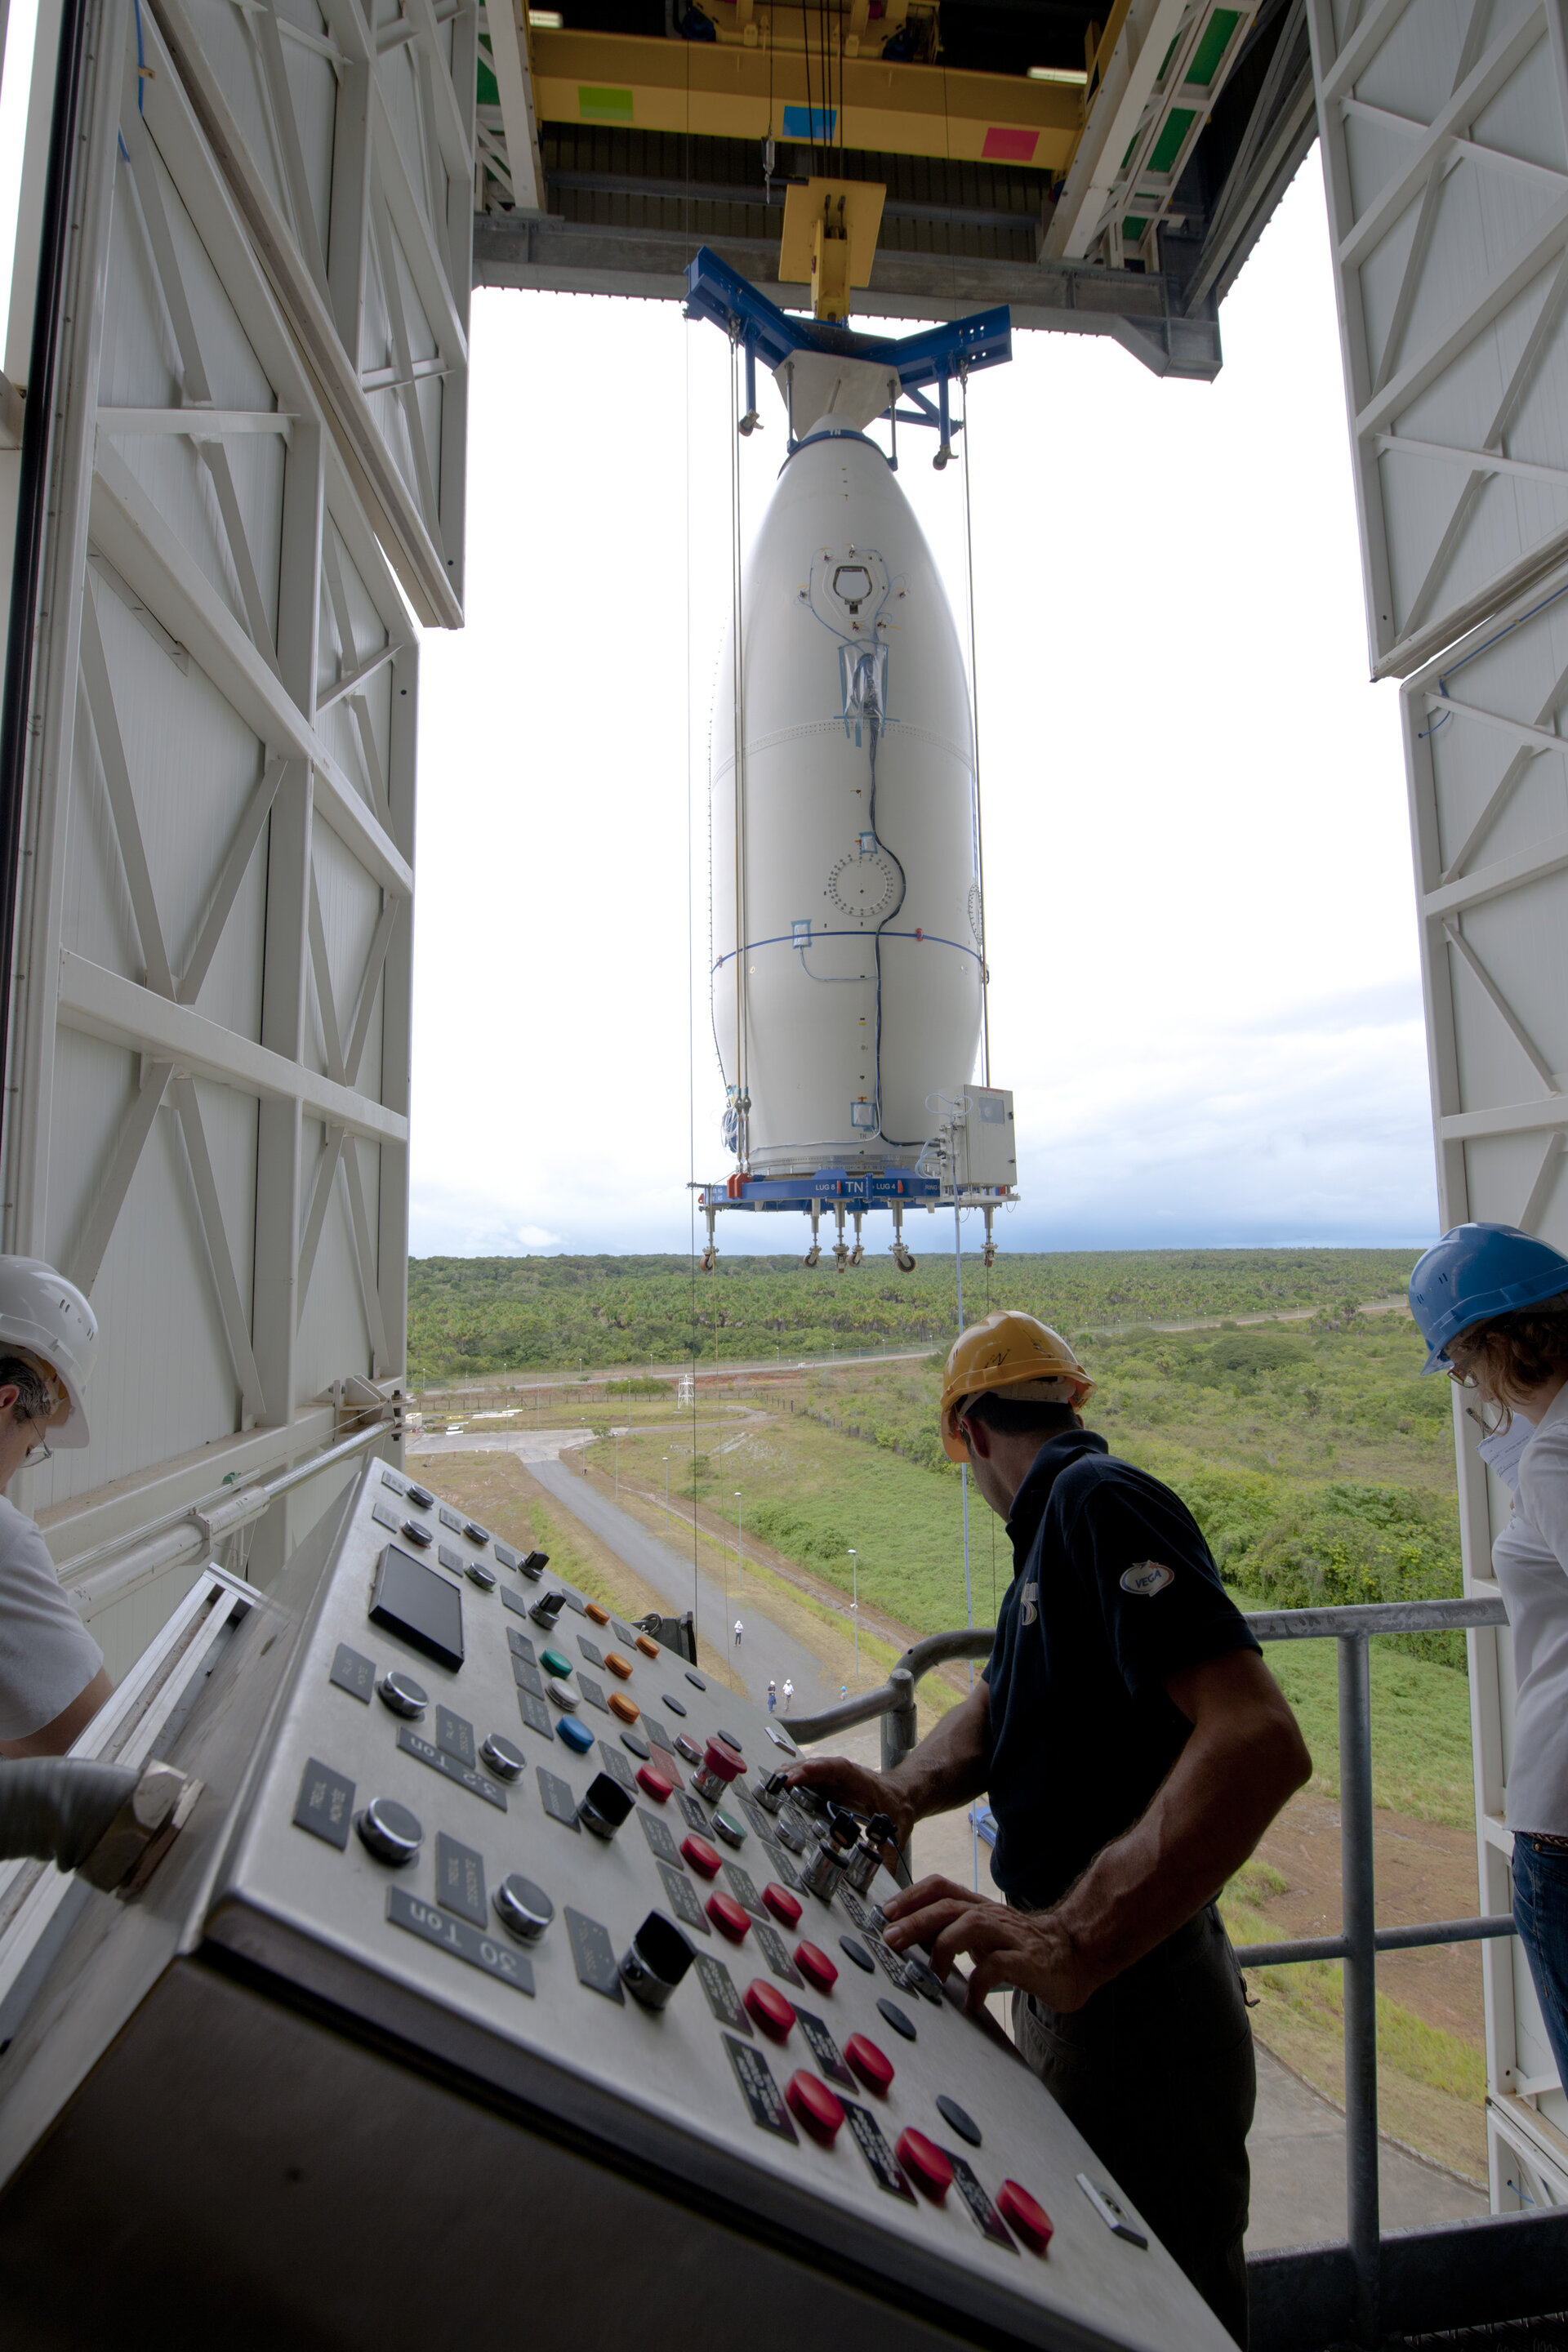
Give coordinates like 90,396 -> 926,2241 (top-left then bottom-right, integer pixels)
565,1906 -> 624,2002
724,2035 -> 797,2141
693,1951 -> 750,2034
722,1863 -> 765,1919
537,1766 -> 581,1829
949,2154 -> 1018,2247
843,2103 -> 916,2201
577,1674 -> 608,1713
639,1809 -> 682,1867
293,1758 -> 354,1848
657,1861 -> 710,1934
752,1919 -> 804,1988
387,1889 -> 536,1995
517,1690 -> 553,1739
434,1832 -> 488,1928
795,2008 -> 855,2088
328,1645 -> 375,1704
396,1727 -> 507,1811
597,1743 -> 636,1793
435,1707 -> 476,1768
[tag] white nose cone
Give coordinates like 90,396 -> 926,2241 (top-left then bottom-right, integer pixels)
711,422 -> 983,1174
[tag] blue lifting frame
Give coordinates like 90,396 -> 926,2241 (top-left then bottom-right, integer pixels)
683,245 -> 1010,457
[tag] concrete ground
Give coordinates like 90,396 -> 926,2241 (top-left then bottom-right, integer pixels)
412,1433 -> 1493,2253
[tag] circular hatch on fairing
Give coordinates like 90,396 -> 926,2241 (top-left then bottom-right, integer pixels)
828,849 -> 899,920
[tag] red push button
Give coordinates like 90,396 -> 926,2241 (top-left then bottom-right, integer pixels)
706,1891 -> 751,1942
997,2180 -> 1054,2253
896,2129 -> 954,2203
795,1940 -> 839,1993
704,1738 -> 745,1782
844,2033 -> 894,2095
682,1834 -> 722,1878
762,1882 -> 802,1927
786,2070 -> 844,2143
744,1979 -> 796,2042
636,1764 -> 674,1804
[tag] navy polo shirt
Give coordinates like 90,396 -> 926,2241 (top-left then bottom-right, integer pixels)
981,1428 -> 1259,1910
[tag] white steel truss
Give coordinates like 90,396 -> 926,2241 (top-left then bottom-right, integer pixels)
1309,0 -> 1568,2216
149,0 -> 475,626
1312,0 -> 1568,679
3,0 -> 421,1673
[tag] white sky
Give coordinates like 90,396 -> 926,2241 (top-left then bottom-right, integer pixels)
413,148 -> 1432,1259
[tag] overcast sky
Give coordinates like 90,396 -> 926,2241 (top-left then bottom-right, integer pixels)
411,148 -> 1432,1261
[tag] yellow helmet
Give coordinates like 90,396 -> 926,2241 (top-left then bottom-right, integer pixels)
938,1311 -> 1094,1463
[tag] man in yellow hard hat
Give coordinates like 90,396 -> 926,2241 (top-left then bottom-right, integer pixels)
789,1310 -> 1310,2345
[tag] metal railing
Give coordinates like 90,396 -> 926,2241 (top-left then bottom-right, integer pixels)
789,1592 -> 1513,2352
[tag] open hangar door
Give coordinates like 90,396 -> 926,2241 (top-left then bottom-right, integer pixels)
1309,0 -> 1568,2212
0,0 -> 474,1673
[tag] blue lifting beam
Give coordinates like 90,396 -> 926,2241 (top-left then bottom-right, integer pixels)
682,245 -> 1010,453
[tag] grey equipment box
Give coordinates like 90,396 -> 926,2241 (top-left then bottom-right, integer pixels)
0,1463 -> 1231,2352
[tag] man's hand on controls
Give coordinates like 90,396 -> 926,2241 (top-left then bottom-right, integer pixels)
881,1875 -> 1098,2016
785,1757 -> 914,1856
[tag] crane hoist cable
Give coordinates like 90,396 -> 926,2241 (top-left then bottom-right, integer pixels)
959,364 -> 991,1086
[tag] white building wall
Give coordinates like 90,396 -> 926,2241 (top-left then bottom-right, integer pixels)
1311,0 -> 1568,2210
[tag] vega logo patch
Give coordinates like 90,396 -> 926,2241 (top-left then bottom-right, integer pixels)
1019,1581 -> 1039,1626
1120,1561 -> 1174,1597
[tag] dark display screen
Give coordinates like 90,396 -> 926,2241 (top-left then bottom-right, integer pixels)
369,1545 -> 465,1671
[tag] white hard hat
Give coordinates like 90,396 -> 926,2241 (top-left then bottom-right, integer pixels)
0,1258 -> 98,1448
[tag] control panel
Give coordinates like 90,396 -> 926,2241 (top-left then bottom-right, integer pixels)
198,1463 -> 1228,2351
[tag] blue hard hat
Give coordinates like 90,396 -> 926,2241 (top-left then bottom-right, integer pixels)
1408,1223 -> 1568,1373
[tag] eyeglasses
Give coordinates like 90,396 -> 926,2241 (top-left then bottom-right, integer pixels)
1446,1333 -> 1487,1387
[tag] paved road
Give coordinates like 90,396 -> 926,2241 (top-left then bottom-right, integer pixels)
528,1458 -> 837,1722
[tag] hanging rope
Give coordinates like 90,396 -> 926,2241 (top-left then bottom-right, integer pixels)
728,328 -> 749,1169
959,364 -> 991,1085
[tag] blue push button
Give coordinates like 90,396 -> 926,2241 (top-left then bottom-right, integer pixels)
556,1715 -> 595,1755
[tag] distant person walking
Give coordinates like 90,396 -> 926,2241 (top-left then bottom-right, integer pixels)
1410,1225 -> 1568,2096
782,1677 -> 793,1711
767,1680 -> 777,1713
734,1619 -> 744,1648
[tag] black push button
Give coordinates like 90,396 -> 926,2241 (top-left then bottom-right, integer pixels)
465,1521 -> 491,1546
401,1519 -> 434,1548
293,1758 -> 354,1848
494,1873 -> 554,1943
406,1484 -> 434,1509
877,1997 -> 917,2042
686,1671 -> 706,1690
662,1692 -> 688,1717
620,1911 -> 695,2010
578,1771 -> 635,1840
356,1796 -> 423,1865
936,2095 -> 982,2147
377,1668 -> 429,1720
840,1936 -> 875,1973
480,1733 -> 525,1781
620,1728 -> 651,1761
466,1561 -> 497,1591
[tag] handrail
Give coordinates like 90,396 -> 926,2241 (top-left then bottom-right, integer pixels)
65,1414 -> 394,1622
786,1591 -> 1515,2350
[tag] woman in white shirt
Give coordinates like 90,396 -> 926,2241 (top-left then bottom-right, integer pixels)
1410,1222 -> 1568,2087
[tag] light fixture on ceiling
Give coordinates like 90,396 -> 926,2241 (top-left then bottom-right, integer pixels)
528,10 -> 564,25
1027,65 -> 1089,81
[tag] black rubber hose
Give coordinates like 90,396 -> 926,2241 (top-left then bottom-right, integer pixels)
0,1761 -> 137,1869
0,0 -> 90,1129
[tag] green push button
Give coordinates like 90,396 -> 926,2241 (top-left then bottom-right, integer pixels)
541,1649 -> 572,1680
712,1809 -> 746,1849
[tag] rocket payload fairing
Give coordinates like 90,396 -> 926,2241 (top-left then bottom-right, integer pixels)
711,362 -> 983,1175
684,248 -> 1018,1268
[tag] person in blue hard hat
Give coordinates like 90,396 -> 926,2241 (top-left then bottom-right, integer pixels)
1409,1222 -> 1568,2090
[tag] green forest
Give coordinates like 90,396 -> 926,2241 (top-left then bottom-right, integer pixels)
408,1245 -> 1420,1379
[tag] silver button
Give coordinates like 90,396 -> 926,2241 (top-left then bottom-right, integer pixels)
377,1670 -> 429,1720
547,1677 -> 580,1711
356,1797 -> 423,1865
480,1732 -> 525,1780
493,1873 -> 555,1942
466,1561 -> 497,1591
